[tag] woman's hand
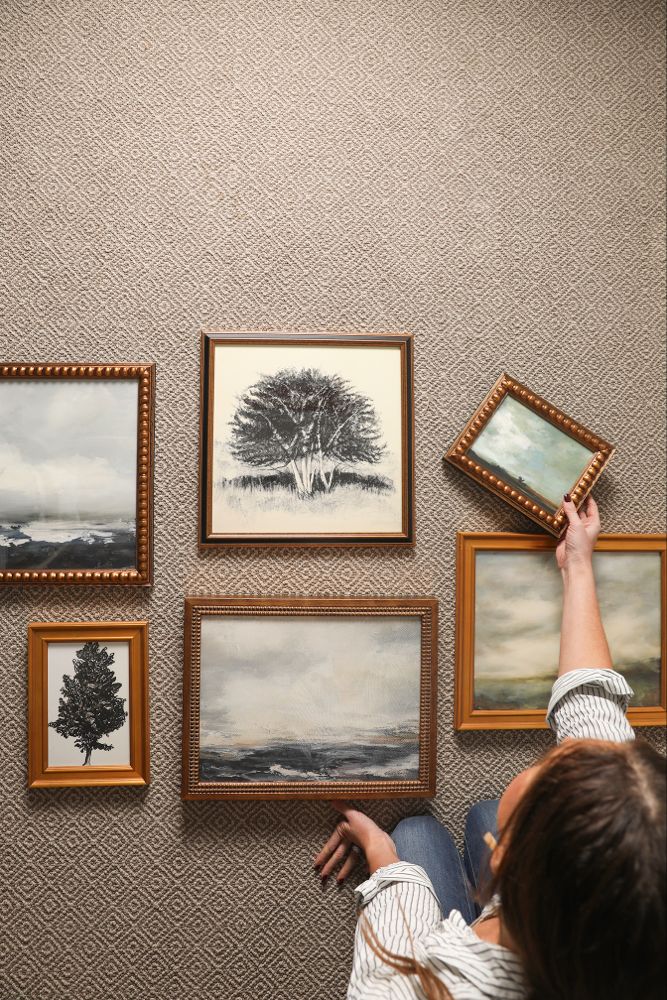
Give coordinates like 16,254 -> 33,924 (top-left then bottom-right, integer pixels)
314,801 -> 399,884
556,495 -> 601,574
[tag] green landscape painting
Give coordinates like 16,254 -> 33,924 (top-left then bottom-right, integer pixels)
474,549 -> 663,710
468,394 -> 594,512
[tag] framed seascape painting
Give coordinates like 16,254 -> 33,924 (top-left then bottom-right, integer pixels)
182,597 -> 437,799
0,364 -> 154,585
455,533 -> 666,730
28,621 -> 150,787
446,374 -> 614,536
198,330 -> 414,545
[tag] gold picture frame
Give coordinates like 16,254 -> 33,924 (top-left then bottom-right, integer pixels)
28,621 -> 150,787
0,363 -> 154,586
445,374 -> 614,536
182,596 -> 437,800
455,532 -> 666,730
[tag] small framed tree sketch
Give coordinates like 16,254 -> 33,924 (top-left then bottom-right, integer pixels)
198,330 -> 415,545
28,621 -> 150,787
455,532 -> 666,730
445,374 -> 614,536
0,363 -> 154,585
182,597 -> 437,799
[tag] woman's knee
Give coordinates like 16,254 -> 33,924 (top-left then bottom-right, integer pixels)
391,814 -> 454,856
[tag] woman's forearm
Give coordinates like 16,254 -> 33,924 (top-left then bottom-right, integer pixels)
558,563 -> 613,675
365,832 -> 399,873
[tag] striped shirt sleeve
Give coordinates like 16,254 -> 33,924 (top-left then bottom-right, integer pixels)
349,867 -> 526,999
349,863 -> 442,999
546,668 -> 635,743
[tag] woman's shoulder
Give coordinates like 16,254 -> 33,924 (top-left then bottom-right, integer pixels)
415,910 -> 527,1000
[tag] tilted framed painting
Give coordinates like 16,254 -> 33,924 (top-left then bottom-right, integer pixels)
198,330 -> 415,546
182,597 -> 437,800
445,374 -> 614,536
455,532 -> 666,730
0,364 -> 154,585
28,621 -> 150,788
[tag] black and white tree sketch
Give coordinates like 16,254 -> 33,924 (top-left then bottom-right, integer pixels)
207,336 -> 410,539
49,641 -> 127,766
228,368 -> 387,497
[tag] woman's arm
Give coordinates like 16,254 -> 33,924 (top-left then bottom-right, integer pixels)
315,804 -> 445,1000
556,495 -> 612,675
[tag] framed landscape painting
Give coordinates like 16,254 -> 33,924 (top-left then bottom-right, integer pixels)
28,621 -> 150,787
0,364 -> 154,585
446,375 -> 614,536
199,330 -> 414,545
182,597 -> 437,799
455,533 -> 666,729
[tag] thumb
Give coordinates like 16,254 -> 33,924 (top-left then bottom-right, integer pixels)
562,494 -> 580,527
330,799 -> 354,818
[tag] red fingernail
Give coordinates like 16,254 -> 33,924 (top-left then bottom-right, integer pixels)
564,493 -> 571,502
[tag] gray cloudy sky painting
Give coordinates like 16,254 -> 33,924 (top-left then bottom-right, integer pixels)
0,380 -> 138,520
475,550 -> 662,684
469,395 -> 593,510
199,614 -> 422,748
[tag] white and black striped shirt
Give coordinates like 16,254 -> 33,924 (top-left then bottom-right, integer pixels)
348,669 -> 634,999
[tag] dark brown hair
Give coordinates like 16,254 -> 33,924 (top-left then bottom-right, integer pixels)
491,739 -> 666,1000
363,739 -> 665,1000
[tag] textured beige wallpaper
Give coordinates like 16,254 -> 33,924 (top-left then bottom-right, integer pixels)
1,2 -> 665,998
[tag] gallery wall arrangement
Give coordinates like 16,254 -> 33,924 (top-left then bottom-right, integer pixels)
1,3 -> 664,1000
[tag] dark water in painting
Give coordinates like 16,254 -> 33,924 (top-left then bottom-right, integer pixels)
0,520 -> 136,570
200,738 -> 420,783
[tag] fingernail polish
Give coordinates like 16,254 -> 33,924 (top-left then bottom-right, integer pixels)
564,493 -> 571,502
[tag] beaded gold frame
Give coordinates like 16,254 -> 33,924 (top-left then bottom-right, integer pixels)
445,374 -> 614,536
182,596 -> 438,800
0,364 -> 154,585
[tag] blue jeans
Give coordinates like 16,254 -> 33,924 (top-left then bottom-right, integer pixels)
391,801 -> 499,924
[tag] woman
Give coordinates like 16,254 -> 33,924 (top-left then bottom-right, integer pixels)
314,496 -> 666,999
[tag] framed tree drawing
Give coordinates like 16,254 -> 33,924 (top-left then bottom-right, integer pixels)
445,374 -> 614,536
455,533 -> 666,730
0,364 -> 154,585
199,330 -> 415,545
182,597 -> 437,799
28,621 -> 150,787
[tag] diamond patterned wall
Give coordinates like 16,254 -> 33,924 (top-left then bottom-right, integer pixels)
0,2 -> 665,998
